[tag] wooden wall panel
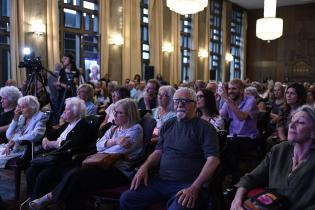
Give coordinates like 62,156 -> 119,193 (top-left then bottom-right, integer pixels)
246,3 -> 315,82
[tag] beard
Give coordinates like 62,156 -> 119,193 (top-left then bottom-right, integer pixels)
176,110 -> 186,121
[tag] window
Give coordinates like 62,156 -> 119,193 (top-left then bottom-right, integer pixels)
180,15 -> 192,81
59,0 -> 99,77
0,0 -> 10,84
140,0 -> 150,78
209,0 -> 222,81
230,5 -> 243,79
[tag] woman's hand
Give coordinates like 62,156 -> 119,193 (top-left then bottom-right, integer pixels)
2,140 -> 15,155
42,138 -> 59,150
13,106 -> 22,121
116,137 -> 131,148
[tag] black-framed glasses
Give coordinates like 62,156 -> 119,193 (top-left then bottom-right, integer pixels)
173,98 -> 195,106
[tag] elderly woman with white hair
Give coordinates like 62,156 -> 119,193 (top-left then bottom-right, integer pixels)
0,86 -> 23,143
26,97 -> 91,201
0,96 -> 48,168
231,105 -> 315,210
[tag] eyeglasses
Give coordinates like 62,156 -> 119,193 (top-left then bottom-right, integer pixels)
196,95 -> 205,100
173,98 -> 195,106
158,93 -> 169,98
113,109 -> 125,116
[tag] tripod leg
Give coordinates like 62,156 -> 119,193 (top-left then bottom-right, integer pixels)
24,73 -> 36,96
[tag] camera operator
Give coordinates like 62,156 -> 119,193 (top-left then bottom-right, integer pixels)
56,53 -> 79,121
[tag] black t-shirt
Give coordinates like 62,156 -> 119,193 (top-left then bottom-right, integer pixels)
138,97 -> 157,110
156,117 -> 219,182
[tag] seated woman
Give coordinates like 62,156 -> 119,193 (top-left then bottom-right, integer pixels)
29,98 -> 143,210
230,105 -> 315,210
151,85 -> 176,139
196,88 -> 224,130
0,86 -> 22,143
26,97 -> 90,200
275,83 -> 306,141
0,96 -> 48,168
99,86 -> 130,131
77,83 -> 97,115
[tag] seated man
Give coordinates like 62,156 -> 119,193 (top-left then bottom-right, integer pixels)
219,79 -> 259,183
120,87 -> 220,210
138,79 -> 160,110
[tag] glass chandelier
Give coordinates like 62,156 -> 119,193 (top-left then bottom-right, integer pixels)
166,0 -> 208,15
256,0 -> 283,42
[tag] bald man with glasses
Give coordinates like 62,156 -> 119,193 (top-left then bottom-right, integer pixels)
120,87 -> 220,210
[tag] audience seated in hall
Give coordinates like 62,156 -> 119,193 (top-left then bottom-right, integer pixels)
0,96 -> 48,168
29,98 -> 143,210
120,87 -> 220,210
0,86 -> 22,144
231,105 -> 315,210
26,97 -> 91,201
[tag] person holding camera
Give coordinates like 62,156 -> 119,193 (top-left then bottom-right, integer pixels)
56,53 -> 80,120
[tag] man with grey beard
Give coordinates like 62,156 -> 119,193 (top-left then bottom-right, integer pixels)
120,87 -> 220,210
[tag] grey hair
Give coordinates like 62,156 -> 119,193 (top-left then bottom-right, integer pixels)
18,95 -> 40,114
159,85 -> 176,112
296,105 -> 315,125
245,86 -> 259,98
0,86 -> 23,105
114,98 -> 140,127
174,87 -> 197,102
78,83 -> 94,101
65,97 -> 87,118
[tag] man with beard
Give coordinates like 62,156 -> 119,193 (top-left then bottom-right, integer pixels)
219,79 -> 259,184
120,87 -> 220,210
138,79 -> 160,110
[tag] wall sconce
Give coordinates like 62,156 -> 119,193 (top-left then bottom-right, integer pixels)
225,53 -> 234,63
109,35 -> 124,46
30,22 -> 46,36
162,43 -> 173,53
198,49 -> 208,58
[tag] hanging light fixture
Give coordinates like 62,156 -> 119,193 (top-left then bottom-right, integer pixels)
256,0 -> 283,42
166,0 -> 208,15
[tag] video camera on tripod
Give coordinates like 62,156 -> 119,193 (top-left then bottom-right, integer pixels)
18,53 -> 43,73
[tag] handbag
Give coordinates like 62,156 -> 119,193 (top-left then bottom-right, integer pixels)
81,152 -> 123,169
242,189 -> 288,210
82,125 -> 122,169
31,153 -> 61,167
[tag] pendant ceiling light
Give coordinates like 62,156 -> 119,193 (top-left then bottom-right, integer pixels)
166,0 -> 208,15
256,0 -> 283,42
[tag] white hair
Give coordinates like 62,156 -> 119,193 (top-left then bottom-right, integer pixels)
18,95 -> 40,113
65,97 -> 87,118
0,86 -> 22,105
175,87 -> 197,102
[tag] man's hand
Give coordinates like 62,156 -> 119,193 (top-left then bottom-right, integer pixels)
42,138 -> 51,150
130,166 -> 149,190
230,198 -> 244,210
176,185 -> 200,208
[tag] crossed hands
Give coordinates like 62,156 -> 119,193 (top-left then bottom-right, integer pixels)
116,137 -> 131,148
42,138 -> 59,150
